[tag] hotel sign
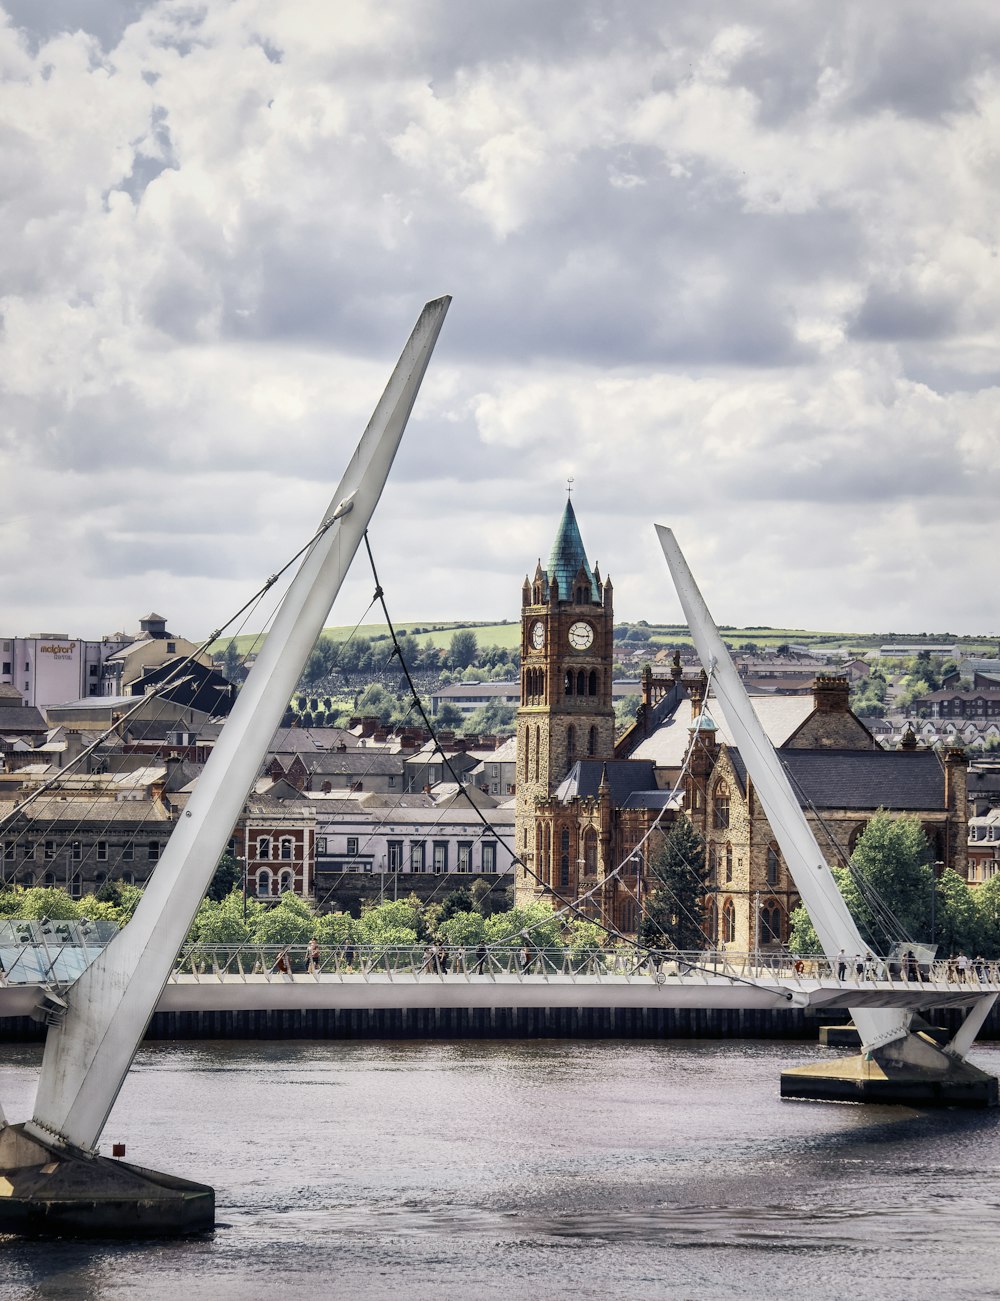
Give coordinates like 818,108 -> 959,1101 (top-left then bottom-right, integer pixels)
39,643 -> 77,656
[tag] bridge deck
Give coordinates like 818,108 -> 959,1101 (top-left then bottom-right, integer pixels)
2,970 -> 997,1019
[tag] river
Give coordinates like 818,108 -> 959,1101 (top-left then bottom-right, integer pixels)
3,1039 -> 1000,1300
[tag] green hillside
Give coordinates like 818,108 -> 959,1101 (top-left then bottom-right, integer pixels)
210,620 -> 997,658
209,620 -> 521,657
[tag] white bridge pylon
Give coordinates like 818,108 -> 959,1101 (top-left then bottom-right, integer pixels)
21,297 -> 451,1155
654,525 -> 996,1060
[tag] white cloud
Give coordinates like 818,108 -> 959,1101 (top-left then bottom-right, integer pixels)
1,0 -> 999,643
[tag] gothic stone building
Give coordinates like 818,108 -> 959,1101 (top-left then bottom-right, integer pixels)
514,499 -> 673,931
516,501 -> 971,948
683,674 -> 969,952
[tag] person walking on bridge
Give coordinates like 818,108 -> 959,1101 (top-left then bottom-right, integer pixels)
307,937 -> 321,975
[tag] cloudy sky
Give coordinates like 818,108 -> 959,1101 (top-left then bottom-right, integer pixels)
2,1 -> 998,643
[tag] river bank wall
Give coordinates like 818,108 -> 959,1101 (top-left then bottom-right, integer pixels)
2,1003 -> 996,1043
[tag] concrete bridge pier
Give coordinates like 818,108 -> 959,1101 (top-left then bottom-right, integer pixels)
782,1001 -> 1000,1107
0,1123 -> 214,1236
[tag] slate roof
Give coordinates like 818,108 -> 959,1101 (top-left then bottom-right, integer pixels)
306,752 -> 405,777
728,747 -> 947,811
632,694 -> 814,768
546,498 -> 600,602
555,759 -> 658,805
0,706 -> 48,733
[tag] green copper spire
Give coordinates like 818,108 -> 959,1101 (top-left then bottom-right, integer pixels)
547,497 -> 599,602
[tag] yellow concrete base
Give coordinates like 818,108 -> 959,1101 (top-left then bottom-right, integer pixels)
782,1039 -> 998,1108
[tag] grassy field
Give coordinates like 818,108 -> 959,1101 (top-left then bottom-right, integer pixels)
210,620 -> 522,656
210,619 -> 998,658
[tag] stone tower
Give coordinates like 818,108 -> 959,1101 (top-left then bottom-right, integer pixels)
514,498 -> 614,904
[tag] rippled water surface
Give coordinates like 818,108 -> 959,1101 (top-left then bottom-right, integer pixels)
4,1039 -> 1000,1299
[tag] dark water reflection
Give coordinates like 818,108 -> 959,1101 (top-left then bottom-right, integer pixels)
4,1039 -> 1000,1299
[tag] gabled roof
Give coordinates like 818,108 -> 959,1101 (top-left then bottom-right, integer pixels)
728,747 -> 948,812
632,694 -> 814,767
0,706 -> 48,733
547,499 -> 599,602
555,759 -> 657,805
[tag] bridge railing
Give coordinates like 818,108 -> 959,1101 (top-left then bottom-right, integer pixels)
166,944 -> 1000,988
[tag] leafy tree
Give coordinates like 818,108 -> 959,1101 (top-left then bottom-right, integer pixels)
207,853 -> 243,902
484,900 -> 563,948
788,905 -> 820,955
448,629 -> 479,671
338,636 -> 372,675
565,919 -> 606,958
220,640 -> 245,684
976,874 -> 1000,956
840,812 -> 933,951
95,880 -> 144,921
356,897 -> 420,946
15,887 -> 81,920
461,701 -> 515,736
435,703 -> 465,731
641,817 -> 708,951
316,911 -> 357,946
417,638 -> 442,672
251,892 -> 316,945
437,910 -> 487,945
615,694 -> 641,729
302,635 -> 339,686
439,887 -> 474,921
191,890 -> 260,946
470,879 -> 511,917
934,868 -> 982,955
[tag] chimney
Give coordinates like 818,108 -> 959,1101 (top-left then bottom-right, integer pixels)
813,674 -> 850,713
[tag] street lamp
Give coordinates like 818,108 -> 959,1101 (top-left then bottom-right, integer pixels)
931,859 -> 943,946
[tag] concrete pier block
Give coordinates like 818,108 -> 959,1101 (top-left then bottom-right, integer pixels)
782,1034 -> 999,1108
0,1123 -> 214,1237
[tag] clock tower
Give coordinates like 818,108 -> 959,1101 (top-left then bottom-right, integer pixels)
515,497 -> 615,904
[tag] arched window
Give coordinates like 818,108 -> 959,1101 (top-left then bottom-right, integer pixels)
43,871 -> 56,888
576,585 -> 586,604
280,838 -> 293,861
536,823 -> 543,877
766,844 -> 780,886
544,824 -> 552,884
708,845 -> 718,880
583,828 -> 598,875
588,670 -> 597,696
713,783 -> 730,829
560,828 -> 570,888
706,899 -> 718,944
121,871 -> 135,887
257,836 -> 271,860
567,725 -> 576,762
565,671 -> 573,696
848,822 -> 867,854
576,670 -> 585,695
524,727 -> 531,780
723,898 -> 736,944
534,726 -> 540,782
257,869 -> 272,897
279,871 -> 293,893
725,843 -> 733,882
588,725 -> 597,756
538,670 -> 545,700
760,901 -> 783,945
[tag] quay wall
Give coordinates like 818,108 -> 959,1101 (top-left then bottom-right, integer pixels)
3,1003 -> 997,1043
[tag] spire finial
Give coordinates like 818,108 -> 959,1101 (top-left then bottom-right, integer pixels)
567,476 -> 574,497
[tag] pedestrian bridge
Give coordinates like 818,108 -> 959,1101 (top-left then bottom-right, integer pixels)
2,943 -> 997,1020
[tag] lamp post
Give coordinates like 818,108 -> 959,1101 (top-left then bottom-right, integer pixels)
931,859 -> 943,946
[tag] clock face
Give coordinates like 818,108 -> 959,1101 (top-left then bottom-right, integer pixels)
531,620 -> 545,650
568,621 -> 594,651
